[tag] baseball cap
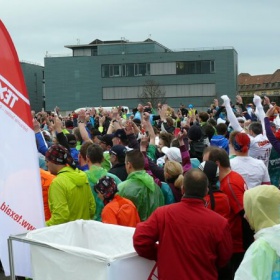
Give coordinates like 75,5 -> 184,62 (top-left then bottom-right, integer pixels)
113,129 -> 127,141
97,134 -> 113,146
161,146 -> 182,163
109,145 -> 127,158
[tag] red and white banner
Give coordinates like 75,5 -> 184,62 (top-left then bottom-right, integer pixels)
0,20 -> 45,276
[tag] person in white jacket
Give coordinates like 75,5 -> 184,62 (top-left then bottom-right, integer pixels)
235,185 -> 280,279
221,94 -> 272,167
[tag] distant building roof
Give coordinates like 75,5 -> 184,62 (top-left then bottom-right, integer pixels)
238,69 -> 280,85
65,38 -> 172,52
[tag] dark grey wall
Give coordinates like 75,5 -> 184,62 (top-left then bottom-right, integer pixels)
21,62 -> 44,112
44,48 -> 237,112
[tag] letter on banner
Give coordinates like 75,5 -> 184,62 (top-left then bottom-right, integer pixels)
0,20 -> 45,276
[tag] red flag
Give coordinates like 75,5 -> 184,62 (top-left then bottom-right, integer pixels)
0,20 -> 32,129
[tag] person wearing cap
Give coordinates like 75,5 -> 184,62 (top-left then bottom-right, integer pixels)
118,149 -> 164,221
112,128 -> 139,149
235,185 -> 280,279
85,143 -> 121,221
97,134 -> 113,172
45,144 -> 95,226
188,104 -> 197,117
108,145 -> 128,181
188,124 -> 207,162
230,132 -> 270,189
66,133 -> 79,166
94,176 -> 140,227
133,168 -> 232,280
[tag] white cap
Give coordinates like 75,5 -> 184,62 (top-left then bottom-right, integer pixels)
217,118 -> 226,125
162,146 -> 182,163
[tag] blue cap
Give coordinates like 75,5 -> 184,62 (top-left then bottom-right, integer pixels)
189,104 -> 193,109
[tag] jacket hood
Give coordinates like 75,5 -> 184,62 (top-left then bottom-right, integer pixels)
58,166 -> 88,187
127,170 -> 155,192
86,165 -> 107,185
244,185 -> 280,232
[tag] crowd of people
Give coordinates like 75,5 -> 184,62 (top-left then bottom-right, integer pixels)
18,95 -> 280,279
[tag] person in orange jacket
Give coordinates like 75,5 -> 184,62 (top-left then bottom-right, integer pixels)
40,168 -> 55,221
94,176 -> 140,227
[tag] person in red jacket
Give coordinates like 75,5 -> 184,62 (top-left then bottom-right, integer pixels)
133,168 -> 232,280
198,160 -> 231,220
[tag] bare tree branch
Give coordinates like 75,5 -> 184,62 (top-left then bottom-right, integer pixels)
138,80 -> 166,108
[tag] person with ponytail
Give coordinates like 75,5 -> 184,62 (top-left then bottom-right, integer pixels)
45,144 -> 96,226
199,161 -> 230,219
230,132 -> 270,189
161,161 -> 184,204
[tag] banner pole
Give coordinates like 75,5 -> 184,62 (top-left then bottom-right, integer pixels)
7,237 -> 15,280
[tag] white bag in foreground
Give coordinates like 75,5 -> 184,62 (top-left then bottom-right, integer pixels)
26,220 -> 156,280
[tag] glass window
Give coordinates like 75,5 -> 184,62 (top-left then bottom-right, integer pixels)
126,64 -> 134,77
176,62 -> 186,74
109,65 -> 122,77
201,61 -> 211,74
210,61 -> 215,73
135,63 -> 147,76
102,65 -> 109,78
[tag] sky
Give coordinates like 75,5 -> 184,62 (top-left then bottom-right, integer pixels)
1,0 -> 280,76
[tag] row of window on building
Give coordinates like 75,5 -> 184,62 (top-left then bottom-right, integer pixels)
101,60 -> 215,78
239,82 -> 280,90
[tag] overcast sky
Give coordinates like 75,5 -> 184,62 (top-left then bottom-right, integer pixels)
2,0 -> 280,75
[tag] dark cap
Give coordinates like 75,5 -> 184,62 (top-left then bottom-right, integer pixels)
113,129 -> 127,141
188,125 -> 202,141
97,134 -> 113,146
94,176 -> 118,202
109,145 -> 127,158
66,134 -> 77,147
45,144 -> 76,168
132,118 -> 141,126
91,128 -> 102,137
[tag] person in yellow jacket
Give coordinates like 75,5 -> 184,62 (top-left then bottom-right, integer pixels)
45,144 -> 96,226
235,185 -> 280,279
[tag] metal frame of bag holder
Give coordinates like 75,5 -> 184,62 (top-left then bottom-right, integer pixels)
8,233 -> 61,280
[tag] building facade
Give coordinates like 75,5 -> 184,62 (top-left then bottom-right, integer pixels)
44,39 -> 238,112
21,62 -> 44,113
238,70 -> 280,104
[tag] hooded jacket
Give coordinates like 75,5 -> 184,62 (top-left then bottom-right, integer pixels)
210,135 -> 229,154
118,170 -> 164,221
235,185 -> 280,279
46,166 -> 96,226
85,165 -> 121,221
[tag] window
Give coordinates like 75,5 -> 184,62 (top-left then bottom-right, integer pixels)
101,65 -> 109,78
135,63 -> 150,76
176,60 -> 214,75
109,64 -> 122,77
126,64 -> 134,77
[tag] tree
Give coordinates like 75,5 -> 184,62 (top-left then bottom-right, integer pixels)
138,80 -> 166,108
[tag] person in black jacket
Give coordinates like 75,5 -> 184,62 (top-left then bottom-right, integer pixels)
108,145 -> 128,181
